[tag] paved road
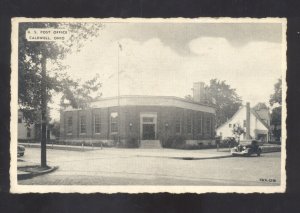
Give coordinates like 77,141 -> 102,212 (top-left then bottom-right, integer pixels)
18,148 -> 281,186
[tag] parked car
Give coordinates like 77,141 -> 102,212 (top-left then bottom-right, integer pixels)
231,140 -> 262,157
17,145 -> 25,157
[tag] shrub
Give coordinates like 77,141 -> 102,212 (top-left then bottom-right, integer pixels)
125,137 -> 139,148
162,135 -> 186,148
222,137 -> 238,148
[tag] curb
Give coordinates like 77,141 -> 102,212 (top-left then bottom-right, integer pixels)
18,166 -> 59,180
171,155 -> 233,160
136,153 -> 233,160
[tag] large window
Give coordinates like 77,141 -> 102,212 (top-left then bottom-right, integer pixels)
80,115 -> 87,134
67,116 -> 72,134
26,128 -> 31,138
94,114 -> 101,134
175,119 -> 181,134
110,112 -> 118,133
187,113 -> 192,134
206,117 -> 211,134
197,114 -> 202,134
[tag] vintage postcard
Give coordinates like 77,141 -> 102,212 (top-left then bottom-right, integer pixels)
10,18 -> 286,193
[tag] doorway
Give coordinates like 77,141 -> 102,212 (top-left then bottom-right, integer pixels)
140,112 -> 157,140
142,124 -> 155,140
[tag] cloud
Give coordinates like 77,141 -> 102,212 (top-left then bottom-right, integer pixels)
184,37 -> 282,103
49,35 -> 282,121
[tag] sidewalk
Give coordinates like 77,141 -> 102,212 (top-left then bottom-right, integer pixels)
19,142 -> 280,160
17,162 -> 58,180
19,142 -> 233,159
20,142 -> 101,151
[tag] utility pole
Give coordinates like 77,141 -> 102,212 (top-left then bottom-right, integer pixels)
41,55 -> 47,168
117,43 -> 122,145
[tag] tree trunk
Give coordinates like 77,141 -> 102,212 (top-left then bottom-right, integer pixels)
41,56 -> 47,168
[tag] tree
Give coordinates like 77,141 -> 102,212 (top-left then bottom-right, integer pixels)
270,78 -> 282,106
59,74 -> 102,109
269,78 -> 282,141
18,22 -> 103,167
205,79 -> 242,127
232,123 -> 245,143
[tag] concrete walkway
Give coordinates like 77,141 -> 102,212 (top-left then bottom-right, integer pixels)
19,143 -> 232,159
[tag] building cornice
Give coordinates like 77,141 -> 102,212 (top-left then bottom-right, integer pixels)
64,95 -> 216,114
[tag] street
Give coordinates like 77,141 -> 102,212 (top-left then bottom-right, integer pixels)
18,148 -> 281,186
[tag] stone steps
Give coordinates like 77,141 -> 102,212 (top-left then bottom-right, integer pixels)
139,140 -> 162,149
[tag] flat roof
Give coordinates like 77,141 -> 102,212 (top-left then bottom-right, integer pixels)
65,95 -> 216,114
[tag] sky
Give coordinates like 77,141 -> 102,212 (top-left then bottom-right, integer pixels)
49,21 -> 284,121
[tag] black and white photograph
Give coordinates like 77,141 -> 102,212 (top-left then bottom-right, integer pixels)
10,18 -> 286,193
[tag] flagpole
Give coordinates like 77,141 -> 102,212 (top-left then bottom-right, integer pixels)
117,43 -> 121,145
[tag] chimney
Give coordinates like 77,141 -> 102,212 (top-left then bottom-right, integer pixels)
193,82 -> 205,103
246,102 -> 251,140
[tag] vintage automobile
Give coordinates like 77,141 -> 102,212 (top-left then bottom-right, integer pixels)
17,145 -> 25,157
231,140 -> 262,157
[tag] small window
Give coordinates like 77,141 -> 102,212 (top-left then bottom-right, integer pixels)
67,116 -> 72,134
110,112 -> 118,133
229,124 -> 232,128
94,114 -> 101,134
187,114 -> 192,134
175,120 -> 181,134
143,117 -> 154,123
18,115 -> 22,123
80,115 -> 87,134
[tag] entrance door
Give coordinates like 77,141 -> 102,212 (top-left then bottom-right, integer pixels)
143,124 -> 155,140
140,112 -> 157,140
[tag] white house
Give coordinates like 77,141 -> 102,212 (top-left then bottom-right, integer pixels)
216,103 -> 270,142
18,111 -> 36,140
18,110 -> 56,141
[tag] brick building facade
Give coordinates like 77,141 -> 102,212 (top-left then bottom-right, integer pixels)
60,95 -> 216,148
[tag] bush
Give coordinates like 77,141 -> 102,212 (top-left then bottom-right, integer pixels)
162,135 -> 186,148
222,137 -> 238,148
125,137 -> 139,148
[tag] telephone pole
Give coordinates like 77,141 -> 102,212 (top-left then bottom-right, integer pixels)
41,55 -> 47,167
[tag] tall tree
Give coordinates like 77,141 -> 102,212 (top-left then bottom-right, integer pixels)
205,79 -> 242,127
269,78 -> 282,141
18,22 -> 103,167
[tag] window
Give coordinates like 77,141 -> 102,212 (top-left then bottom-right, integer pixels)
206,117 -> 211,134
67,116 -> 72,134
197,115 -> 202,134
143,117 -> 154,123
26,128 -> 31,138
243,120 -> 246,127
18,115 -> 22,123
229,124 -> 232,128
175,119 -> 181,134
187,114 -> 192,134
80,115 -> 87,134
94,114 -> 101,134
110,112 -> 118,133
